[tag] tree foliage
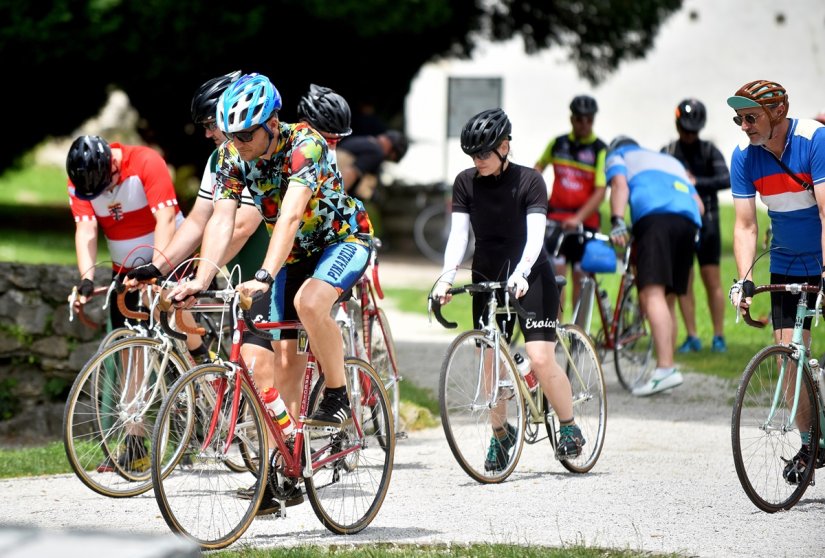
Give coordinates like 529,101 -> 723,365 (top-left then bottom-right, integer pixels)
0,0 -> 682,173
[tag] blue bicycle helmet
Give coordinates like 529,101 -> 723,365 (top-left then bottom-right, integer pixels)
608,135 -> 638,153
460,108 -> 512,155
217,73 -> 282,133
66,135 -> 113,200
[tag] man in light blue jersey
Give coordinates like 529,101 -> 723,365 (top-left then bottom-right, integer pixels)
606,136 -> 703,397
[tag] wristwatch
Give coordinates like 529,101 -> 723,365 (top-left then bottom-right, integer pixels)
254,269 -> 274,285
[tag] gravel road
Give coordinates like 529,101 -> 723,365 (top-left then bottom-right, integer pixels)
1,255 -> 824,557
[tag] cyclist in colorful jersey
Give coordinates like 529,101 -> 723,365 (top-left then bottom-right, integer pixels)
661,98 -> 731,354
606,136 -> 703,397
167,73 -> 373,435
66,134 -> 186,472
127,70 -> 277,388
534,95 -> 607,314
727,79 -> 825,483
432,108 -> 585,467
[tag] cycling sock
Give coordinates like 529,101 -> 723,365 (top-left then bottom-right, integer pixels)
190,344 -> 209,360
325,385 -> 348,401
559,417 -> 575,426
492,425 -> 510,440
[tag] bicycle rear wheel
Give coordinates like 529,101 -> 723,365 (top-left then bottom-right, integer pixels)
62,336 -> 188,498
439,331 -> 525,483
613,281 -> 654,392
413,203 -> 474,264
305,357 -> 395,534
731,345 -> 819,512
552,324 -> 606,474
151,364 -> 268,550
367,307 -> 403,436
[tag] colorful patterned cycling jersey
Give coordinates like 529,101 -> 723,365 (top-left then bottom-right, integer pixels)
214,122 -> 372,264
606,144 -> 701,228
68,143 -> 183,271
536,132 -> 607,229
730,118 -> 825,275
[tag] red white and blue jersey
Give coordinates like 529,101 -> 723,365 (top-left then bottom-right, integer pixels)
730,118 -> 825,275
68,143 -> 183,271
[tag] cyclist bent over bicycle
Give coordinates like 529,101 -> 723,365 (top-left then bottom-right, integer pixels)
432,108 -> 584,469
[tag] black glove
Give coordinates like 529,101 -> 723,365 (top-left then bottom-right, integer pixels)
127,263 -> 162,282
77,278 -> 94,298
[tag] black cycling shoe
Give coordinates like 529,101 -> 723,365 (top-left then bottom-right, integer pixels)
305,391 -> 352,428
783,444 -> 825,485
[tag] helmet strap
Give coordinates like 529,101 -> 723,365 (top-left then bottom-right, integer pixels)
261,123 -> 276,156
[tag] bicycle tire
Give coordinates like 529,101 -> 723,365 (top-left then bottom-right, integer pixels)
305,357 -> 395,534
439,330 -> 525,483
151,364 -> 268,550
731,345 -> 819,512
367,307 -> 403,435
552,324 -> 606,474
62,336 -> 189,498
413,203 -> 474,264
613,281 -> 654,392
95,326 -> 136,352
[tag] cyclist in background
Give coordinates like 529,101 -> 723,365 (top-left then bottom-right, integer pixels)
126,70 -> 278,411
297,83 -> 352,171
432,108 -> 584,468
727,79 -> 825,483
534,95 -> 607,316
606,136 -> 703,397
167,73 -> 373,434
661,98 -> 730,354
66,134 -> 187,472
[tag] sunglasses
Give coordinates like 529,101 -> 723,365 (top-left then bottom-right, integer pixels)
572,114 -> 594,123
202,121 -> 218,132
226,125 -> 261,143
733,113 -> 760,126
471,150 -> 495,161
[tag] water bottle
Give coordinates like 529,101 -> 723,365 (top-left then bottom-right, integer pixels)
261,387 -> 295,437
598,288 -> 612,319
513,352 -> 538,392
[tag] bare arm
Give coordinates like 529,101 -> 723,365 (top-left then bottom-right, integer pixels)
732,197 -> 758,280
194,199 -> 238,285
153,198 -> 213,274
609,175 -> 630,222
152,205 -> 178,262
74,220 -> 98,281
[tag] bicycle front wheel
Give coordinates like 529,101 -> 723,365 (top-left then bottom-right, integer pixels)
439,331 -> 525,483
62,336 -> 188,498
151,364 -> 268,550
553,324 -> 606,474
731,345 -> 819,512
613,281 -> 654,392
305,357 -> 395,534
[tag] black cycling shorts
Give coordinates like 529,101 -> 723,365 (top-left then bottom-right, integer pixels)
696,210 -> 721,267
770,272 -> 820,331
633,214 -> 697,296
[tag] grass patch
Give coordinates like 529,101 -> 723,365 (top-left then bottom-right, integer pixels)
0,229 -> 109,265
0,163 -> 68,207
0,441 -> 72,478
213,543 -> 682,558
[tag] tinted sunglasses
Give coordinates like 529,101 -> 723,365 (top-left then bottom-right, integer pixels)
471,150 -> 495,161
226,125 -> 261,143
733,113 -> 760,126
202,121 -> 218,132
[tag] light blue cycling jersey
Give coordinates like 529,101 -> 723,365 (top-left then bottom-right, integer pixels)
606,144 -> 701,228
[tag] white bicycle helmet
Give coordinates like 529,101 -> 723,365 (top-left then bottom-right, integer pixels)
217,73 -> 282,133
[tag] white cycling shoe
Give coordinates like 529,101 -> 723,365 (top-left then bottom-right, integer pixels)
632,368 -> 684,397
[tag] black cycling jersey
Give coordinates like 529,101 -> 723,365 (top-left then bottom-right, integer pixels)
452,162 -> 549,280
661,139 -> 730,213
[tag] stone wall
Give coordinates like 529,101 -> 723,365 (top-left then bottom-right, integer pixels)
0,262 -> 106,444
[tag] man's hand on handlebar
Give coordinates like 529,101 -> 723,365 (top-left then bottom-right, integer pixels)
431,280 -> 452,306
728,278 -> 755,312
124,263 -> 163,288
167,276 -> 210,308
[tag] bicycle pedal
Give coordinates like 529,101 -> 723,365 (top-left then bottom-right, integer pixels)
304,424 -> 341,435
396,431 -> 408,440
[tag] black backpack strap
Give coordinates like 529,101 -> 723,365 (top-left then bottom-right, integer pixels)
768,151 -> 814,193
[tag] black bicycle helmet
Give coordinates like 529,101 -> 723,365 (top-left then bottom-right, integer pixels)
460,108 -> 512,155
570,95 -> 598,116
66,135 -> 113,200
675,98 -> 707,132
191,70 -> 241,124
297,84 -> 352,137
384,130 -> 409,161
608,135 -> 638,153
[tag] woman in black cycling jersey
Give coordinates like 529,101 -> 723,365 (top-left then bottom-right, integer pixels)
432,108 -> 584,470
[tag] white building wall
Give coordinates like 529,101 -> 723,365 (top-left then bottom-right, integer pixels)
393,0 -> 825,196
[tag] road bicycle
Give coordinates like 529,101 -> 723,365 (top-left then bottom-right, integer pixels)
547,225 -> 654,393
429,280 -> 606,483
731,281 -> 825,512
335,238 -> 406,438
150,287 -> 395,550
413,182 -> 474,264
62,279 -> 241,499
